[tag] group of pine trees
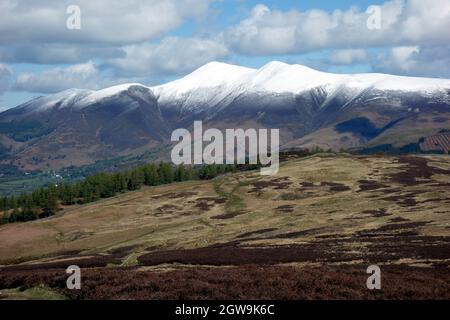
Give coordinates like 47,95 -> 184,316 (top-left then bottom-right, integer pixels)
0,162 -> 258,225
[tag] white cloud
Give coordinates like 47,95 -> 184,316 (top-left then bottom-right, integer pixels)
398,0 -> 450,43
386,46 -> 419,72
225,4 -> 301,55
0,0 -> 212,45
373,45 -> 450,78
0,0 -> 217,75
108,37 -> 229,77
225,0 -> 450,55
330,49 -> 368,65
13,62 -> 111,93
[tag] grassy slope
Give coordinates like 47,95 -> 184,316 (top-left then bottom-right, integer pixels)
1,153 -> 450,299
0,153 -> 449,266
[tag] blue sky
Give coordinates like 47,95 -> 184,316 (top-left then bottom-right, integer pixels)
0,0 -> 449,110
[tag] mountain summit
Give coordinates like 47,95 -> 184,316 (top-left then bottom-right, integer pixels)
1,61 -> 449,170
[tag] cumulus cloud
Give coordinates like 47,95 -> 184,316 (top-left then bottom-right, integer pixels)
379,46 -> 419,72
108,37 -> 229,77
329,49 -> 368,65
373,45 -> 450,78
225,0 -> 450,55
0,0 -> 215,68
0,0 -> 212,45
13,62 -> 112,93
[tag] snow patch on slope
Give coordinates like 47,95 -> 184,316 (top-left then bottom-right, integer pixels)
249,61 -> 342,93
372,75 -> 450,93
77,83 -> 149,108
21,88 -> 94,112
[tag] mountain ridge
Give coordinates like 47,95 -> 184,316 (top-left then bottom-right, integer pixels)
0,61 -> 449,171
8,61 -> 450,114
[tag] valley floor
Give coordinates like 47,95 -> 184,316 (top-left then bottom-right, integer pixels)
0,154 -> 449,299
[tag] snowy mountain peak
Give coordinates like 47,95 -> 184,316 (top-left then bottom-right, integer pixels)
196,61 -> 254,72
257,61 -> 330,77
259,60 -> 290,70
151,61 -> 450,114
153,60 -> 332,100
154,61 -> 254,95
259,61 -> 314,73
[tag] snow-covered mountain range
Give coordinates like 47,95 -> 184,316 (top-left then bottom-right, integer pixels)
14,61 -> 450,114
1,61 -> 449,170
